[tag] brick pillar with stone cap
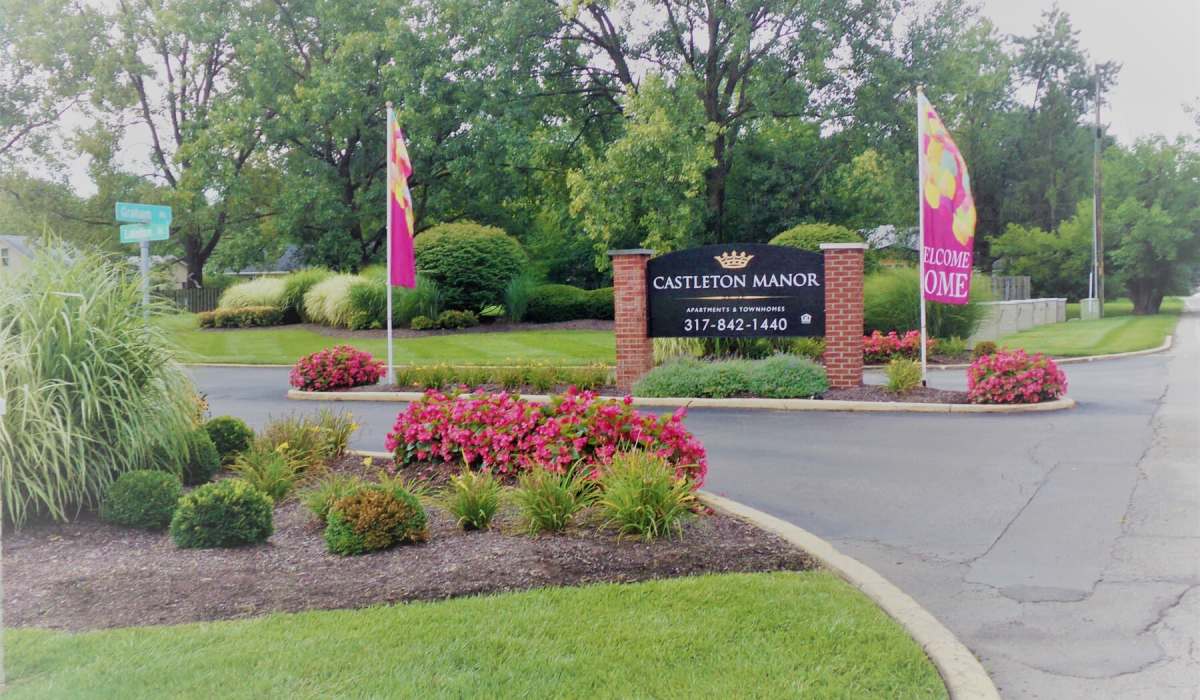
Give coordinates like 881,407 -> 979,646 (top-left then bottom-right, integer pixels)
609,249 -> 655,393
820,242 -> 867,389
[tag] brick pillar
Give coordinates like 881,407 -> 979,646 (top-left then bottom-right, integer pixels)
820,243 -> 866,389
608,249 -> 655,393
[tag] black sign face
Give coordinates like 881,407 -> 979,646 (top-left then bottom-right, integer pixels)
646,244 -> 825,338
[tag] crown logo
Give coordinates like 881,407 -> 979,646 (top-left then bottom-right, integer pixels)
714,250 -> 754,269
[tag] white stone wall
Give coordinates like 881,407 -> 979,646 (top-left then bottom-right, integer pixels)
968,298 -> 1068,344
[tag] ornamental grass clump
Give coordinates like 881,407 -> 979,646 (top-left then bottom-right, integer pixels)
512,465 -> 592,534
967,350 -> 1068,404
599,451 -> 697,541
231,442 -> 304,501
303,274 -> 361,328
279,268 -> 331,322
300,473 -> 364,524
289,346 -> 385,391
885,358 -> 923,395
324,485 -> 428,555
445,468 -> 501,530
217,277 -> 286,310
260,410 -> 358,470
170,479 -> 274,549
0,246 -> 197,525
99,470 -> 183,530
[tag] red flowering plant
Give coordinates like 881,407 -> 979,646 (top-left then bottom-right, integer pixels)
289,345 -> 386,391
863,330 -> 937,363
384,387 -> 707,487
967,349 -> 1067,404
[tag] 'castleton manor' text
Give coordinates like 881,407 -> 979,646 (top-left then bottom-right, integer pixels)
651,272 -> 821,290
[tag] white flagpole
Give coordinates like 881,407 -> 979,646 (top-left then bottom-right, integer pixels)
916,86 -> 928,385
385,102 -> 396,387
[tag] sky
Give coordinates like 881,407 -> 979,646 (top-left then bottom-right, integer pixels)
977,0 -> 1199,143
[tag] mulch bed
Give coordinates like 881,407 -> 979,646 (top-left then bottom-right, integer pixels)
4,459 -> 813,632
822,385 -> 969,403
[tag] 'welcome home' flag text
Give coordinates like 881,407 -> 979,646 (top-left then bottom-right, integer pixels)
918,91 -> 976,305
387,111 -> 417,288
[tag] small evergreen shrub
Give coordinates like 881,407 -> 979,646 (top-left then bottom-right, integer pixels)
967,350 -> 1068,404
324,485 -> 428,555
99,470 -> 182,530
445,468 -> 501,530
180,428 -> 222,486
635,357 -> 827,399
289,346 -> 385,391
586,287 -> 614,320
204,416 -> 254,463
413,222 -> 527,311
410,315 -> 437,330
972,340 -> 998,359
885,358 -> 923,395
200,306 -> 284,328
599,452 -> 696,541
170,479 -> 274,548
436,309 -> 479,329
747,355 -> 828,398
301,473 -> 364,524
512,465 -> 592,534
231,442 -> 302,501
280,268 -> 331,322
218,277 -> 286,310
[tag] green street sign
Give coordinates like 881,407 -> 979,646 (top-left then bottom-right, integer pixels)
115,201 -> 172,226
120,223 -> 170,243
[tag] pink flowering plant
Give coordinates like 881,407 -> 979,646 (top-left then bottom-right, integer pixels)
384,387 -> 707,487
967,349 -> 1067,404
863,330 -> 937,363
289,345 -> 385,391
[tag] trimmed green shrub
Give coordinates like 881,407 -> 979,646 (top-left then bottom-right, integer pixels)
586,288 -> 614,320
411,315 -> 437,330
151,428 -> 221,486
526,284 -> 593,322
170,479 -> 274,548
0,246 -> 197,525
100,470 -> 182,530
218,277 -> 286,310
747,355 -> 828,398
599,452 -> 696,541
280,268 -> 331,322
413,222 -> 527,311
504,272 -> 538,322
445,468 -> 501,530
972,340 -> 998,359
231,442 -> 302,501
300,473 -> 364,524
200,306 -> 284,328
769,223 -> 862,250
512,465 -> 592,534
303,274 -> 360,328
436,309 -> 478,329
324,485 -> 428,555
885,358 -> 922,395
204,416 -> 254,463
864,267 -> 990,339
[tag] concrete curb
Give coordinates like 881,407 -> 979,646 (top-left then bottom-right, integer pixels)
288,388 -> 1076,414
698,491 -> 1000,700
868,334 -> 1174,371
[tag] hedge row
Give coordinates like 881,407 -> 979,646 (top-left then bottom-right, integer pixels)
526,284 -> 613,323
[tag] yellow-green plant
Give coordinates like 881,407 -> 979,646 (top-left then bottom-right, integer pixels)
885,358 -> 922,395
231,441 -> 304,501
599,451 -> 696,541
512,465 -> 592,534
0,246 -> 197,525
444,468 -> 501,530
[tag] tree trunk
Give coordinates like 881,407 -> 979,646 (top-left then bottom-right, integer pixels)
182,236 -> 205,288
706,131 -> 729,244
1128,280 -> 1163,315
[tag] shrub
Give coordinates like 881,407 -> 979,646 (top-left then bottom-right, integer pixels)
967,350 -> 1068,404
586,287 -> 614,320
599,452 -> 696,540
512,465 -> 592,534
153,428 -> 222,486
170,479 -> 274,548
411,315 -> 436,330
300,473 -> 364,524
436,309 -> 479,329
748,355 -> 828,398
279,268 -> 331,322
289,345 -> 385,391
260,410 -> 358,469
396,275 -> 444,325
526,284 -> 591,323
346,278 -> 388,330
197,310 -> 216,327
863,330 -> 936,364
323,485 -> 428,555
218,277 -> 286,310
0,247 -> 197,525
205,306 -> 284,328
385,388 -> 707,484
413,222 -> 527,311
972,340 -> 998,359
303,274 -> 360,328
204,416 -> 255,463
938,336 -> 969,358
231,442 -> 302,501
885,358 -> 923,395
864,267 -> 990,339
504,272 -> 538,322
789,337 -> 826,361
769,222 -> 862,250
445,468 -> 501,530
99,470 -> 182,530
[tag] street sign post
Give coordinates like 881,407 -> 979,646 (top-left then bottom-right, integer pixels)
116,202 -> 172,318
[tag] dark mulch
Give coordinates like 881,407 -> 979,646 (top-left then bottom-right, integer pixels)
822,385 -> 969,403
3,464 -> 813,631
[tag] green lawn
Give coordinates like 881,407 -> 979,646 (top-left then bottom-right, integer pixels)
1002,297 -> 1184,357
161,314 -> 615,366
6,572 -> 946,699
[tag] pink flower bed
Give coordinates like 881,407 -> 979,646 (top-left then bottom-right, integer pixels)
385,387 -> 708,486
967,349 -> 1068,404
289,345 -> 385,391
863,330 -> 937,363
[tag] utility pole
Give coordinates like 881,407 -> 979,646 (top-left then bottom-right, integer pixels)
1093,65 -> 1105,318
